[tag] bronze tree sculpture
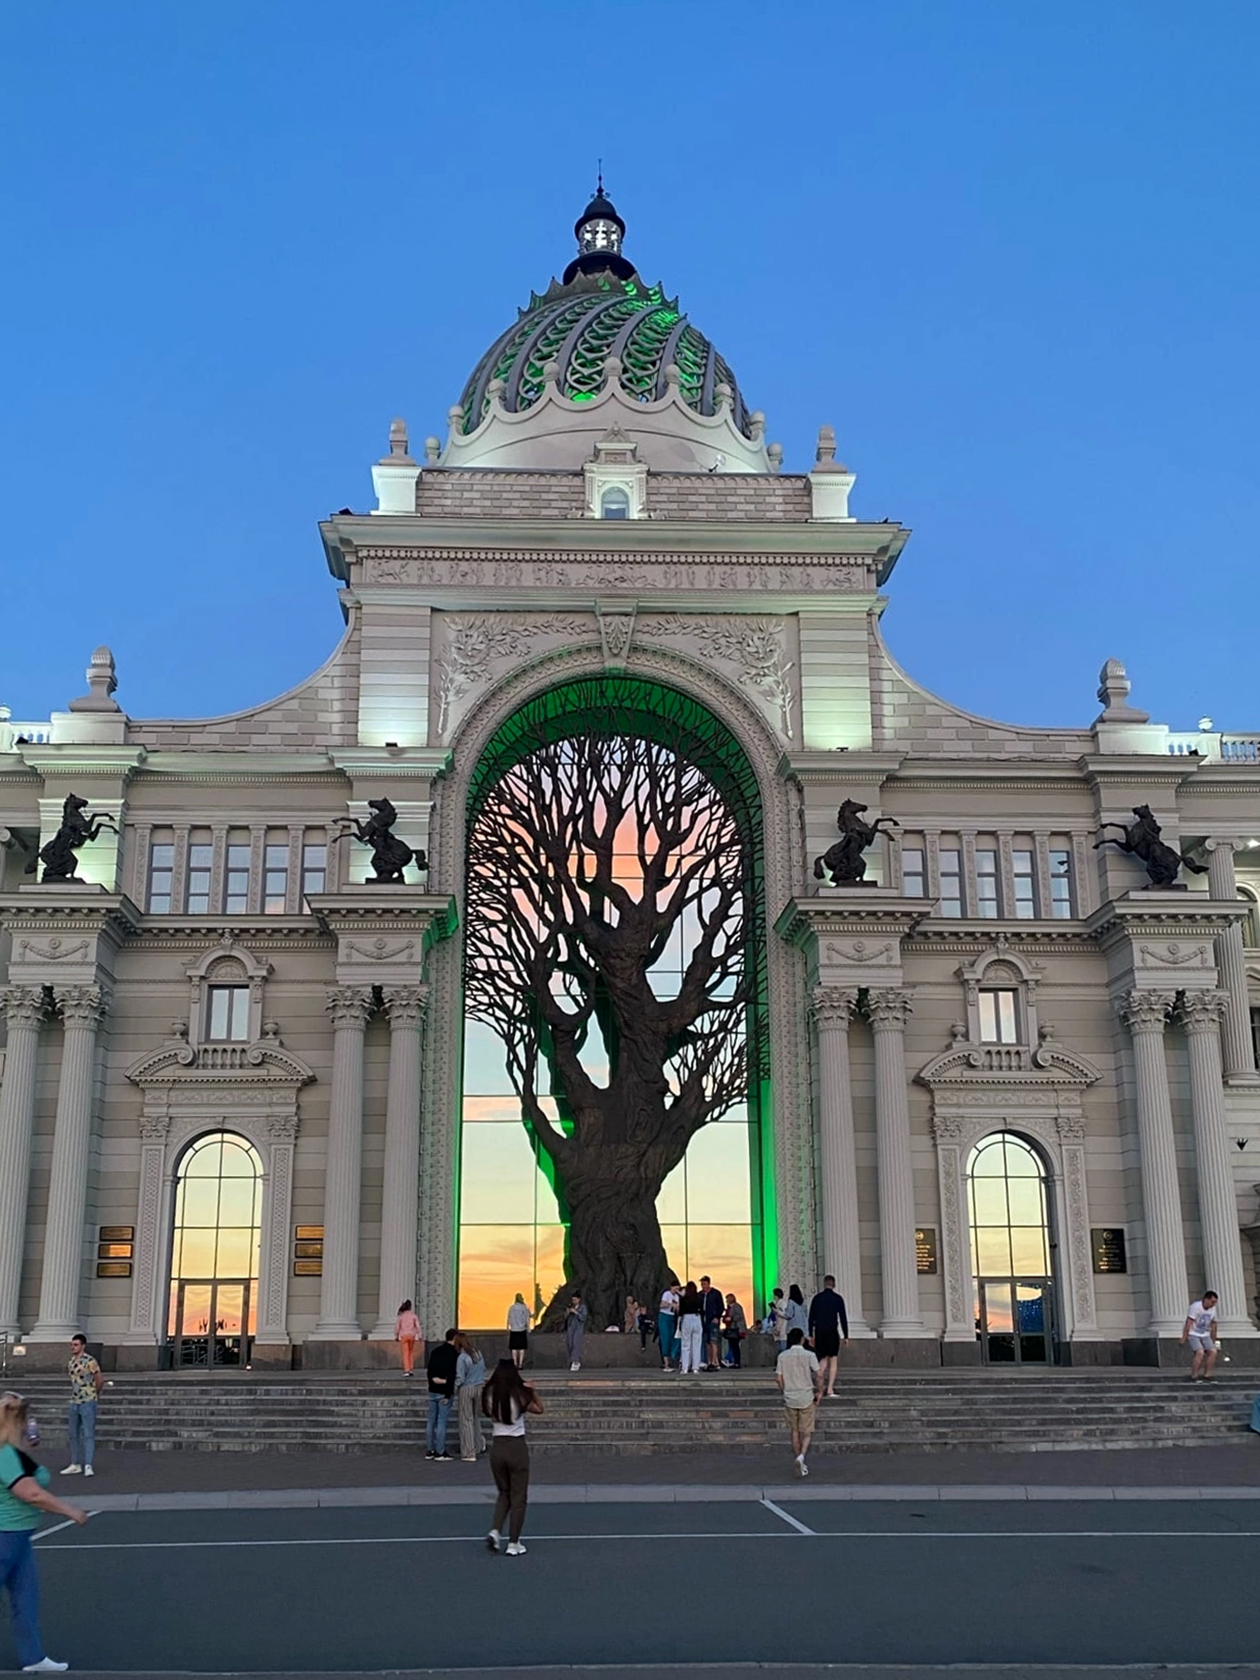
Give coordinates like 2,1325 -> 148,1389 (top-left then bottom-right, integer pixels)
333,797 -> 426,883
813,799 -> 899,885
25,794 -> 117,883
1094,804 -> 1207,889
464,724 -> 753,1331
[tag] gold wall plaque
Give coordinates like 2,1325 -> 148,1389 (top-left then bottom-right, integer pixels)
97,1242 -> 133,1260
96,1261 -> 133,1279
293,1259 -> 323,1276
99,1226 -> 135,1243
295,1225 -> 324,1241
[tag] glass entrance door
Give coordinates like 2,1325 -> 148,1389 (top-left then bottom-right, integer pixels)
978,1277 -> 1054,1364
171,1278 -> 253,1367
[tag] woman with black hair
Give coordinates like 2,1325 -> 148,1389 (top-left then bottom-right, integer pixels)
481,1359 -> 543,1556
784,1283 -> 810,1343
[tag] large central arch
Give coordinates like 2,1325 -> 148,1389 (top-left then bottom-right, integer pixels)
457,675 -> 771,1329
415,641 -> 813,1334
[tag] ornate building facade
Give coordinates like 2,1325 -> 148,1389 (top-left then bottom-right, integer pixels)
2,189 -> 1258,1368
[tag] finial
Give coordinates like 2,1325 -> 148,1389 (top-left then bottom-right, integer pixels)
812,423 -> 848,473
1095,657 -> 1150,724
388,418 -> 410,459
68,646 -> 122,714
597,158 -> 604,195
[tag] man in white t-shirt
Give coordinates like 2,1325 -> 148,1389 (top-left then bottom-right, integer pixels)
1181,1291 -> 1220,1381
775,1328 -> 820,1477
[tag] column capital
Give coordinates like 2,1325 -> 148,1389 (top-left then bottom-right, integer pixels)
810,986 -> 859,1029
324,985 -> 373,1029
1116,988 -> 1175,1033
382,984 -> 429,1028
53,983 -> 109,1027
867,988 -> 913,1030
0,984 -> 47,1029
1178,988 -> 1229,1035
1204,836 -> 1247,856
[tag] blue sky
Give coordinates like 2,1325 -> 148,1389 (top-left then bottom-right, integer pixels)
2,2 -> 1257,731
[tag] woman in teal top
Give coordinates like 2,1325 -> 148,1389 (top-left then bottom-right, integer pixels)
0,1394 -> 86,1672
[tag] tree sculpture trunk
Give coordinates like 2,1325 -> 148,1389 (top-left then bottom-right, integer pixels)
464,719 -> 752,1333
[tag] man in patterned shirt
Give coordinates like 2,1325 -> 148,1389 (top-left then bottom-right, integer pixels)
61,1334 -> 104,1479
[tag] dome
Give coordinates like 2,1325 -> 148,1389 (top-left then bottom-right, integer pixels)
456,271 -> 754,441
441,186 -> 771,474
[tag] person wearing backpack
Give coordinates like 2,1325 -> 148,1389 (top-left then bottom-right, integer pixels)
454,1332 -> 487,1462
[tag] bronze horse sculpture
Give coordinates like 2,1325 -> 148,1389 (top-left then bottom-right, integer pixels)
333,797 -> 426,884
1094,804 -> 1207,889
25,794 -> 118,882
814,799 -> 900,885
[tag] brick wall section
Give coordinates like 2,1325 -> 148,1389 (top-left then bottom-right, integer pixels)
128,624 -> 362,750
415,469 -> 813,521
869,624 -> 1090,758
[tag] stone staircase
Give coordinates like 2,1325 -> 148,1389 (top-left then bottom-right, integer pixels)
4,1368 -> 1256,1456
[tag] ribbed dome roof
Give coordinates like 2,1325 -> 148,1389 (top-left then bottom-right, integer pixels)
456,188 -> 755,442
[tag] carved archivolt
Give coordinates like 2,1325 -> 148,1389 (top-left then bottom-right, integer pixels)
636,616 -> 796,742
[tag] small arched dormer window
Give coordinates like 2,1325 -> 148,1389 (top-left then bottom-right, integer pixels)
958,947 -> 1043,1051
599,485 -> 631,520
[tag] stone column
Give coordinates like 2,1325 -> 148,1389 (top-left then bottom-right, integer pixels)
311,985 -> 373,1340
1117,990 -> 1187,1334
371,985 -> 428,1339
1179,990 -> 1258,1336
809,987 -> 871,1335
867,989 -> 928,1336
29,986 -> 108,1342
257,1119 -> 298,1345
1206,840 -> 1258,1084
124,1119 -> 171,1347
0,987 -> 46,1337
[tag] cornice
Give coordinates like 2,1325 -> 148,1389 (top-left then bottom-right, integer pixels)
307,890 -> 459,944
130,918 -> 334,947
0,891 -> 142,940
885,761 -> 1093,791
775,893 -> 931,949
19,747 -> 147,778
1079,755 -> 1201,788
1086,893 -> 1246,943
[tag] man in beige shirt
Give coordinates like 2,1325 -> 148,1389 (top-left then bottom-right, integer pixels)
775,1328 -> 820,1477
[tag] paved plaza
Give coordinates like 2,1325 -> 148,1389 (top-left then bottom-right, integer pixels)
12,1494 -> 1260,1673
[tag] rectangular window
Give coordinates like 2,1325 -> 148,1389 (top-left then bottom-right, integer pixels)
223,844 -> 250,914
263,843 -> 289,914
1012,849 -> 1036,919
186,843 -> 213,914
1049,848 -> 1073,918
976,848 -> 1000,918
901,846 -> 926,897
939,847 -> 963,917
302,841 -> 327,899
978,989 -> 1020,1044
207,985 -> 250,1041
147,843 -> 174,913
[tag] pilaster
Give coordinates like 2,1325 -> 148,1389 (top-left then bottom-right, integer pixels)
1115,989 -> 1187,1333
808,987 -> 871,1335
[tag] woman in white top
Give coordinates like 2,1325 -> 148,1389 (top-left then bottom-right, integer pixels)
481,1359 -> 544,1556
506,1293 -> 532,1369
657,1285 -> 680,1371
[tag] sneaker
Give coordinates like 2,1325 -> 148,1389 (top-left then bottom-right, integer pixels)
569,1362 -> 580,1371
60,1465 -> 82,1475
797,1454 -> 810,1478
461,1456 -> 477,1463
424,1450 -> 436,1459
485,1529 -> 500,1553
505,1541 -> 527,1556
433,1453 -> 454,1462
83,1466 -> 94,1478
23,1661 -> 70,1673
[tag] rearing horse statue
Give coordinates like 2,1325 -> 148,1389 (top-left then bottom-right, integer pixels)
333,797 -> 426,884
814,799 -> 900,885
25,794 -> 118,883
1094,804 -> 1207,889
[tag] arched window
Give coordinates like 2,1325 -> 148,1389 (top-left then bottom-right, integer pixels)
167,1131 -> 262,1367
967,1131 -> 1054,1364
599,485 -> 630,520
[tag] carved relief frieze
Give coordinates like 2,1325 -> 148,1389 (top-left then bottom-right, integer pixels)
363,549 -> 876,594
433,613 -> 596,738
637,615 -> 795,741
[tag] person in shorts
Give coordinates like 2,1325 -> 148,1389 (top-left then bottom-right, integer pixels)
807,1275 -> 849,1399
776,1328 -> 820,1477
1181,1291 -> 1220,1381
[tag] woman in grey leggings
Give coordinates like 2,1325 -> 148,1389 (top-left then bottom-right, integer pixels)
482,1361 -> 544,1556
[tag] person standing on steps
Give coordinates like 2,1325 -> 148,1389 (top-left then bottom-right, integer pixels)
394,1300 -> 423,1378
454,1332 -> 487,1462
60,1335 -> 103,1480
483,1359 -> 543,1557
783,1284 -> 809,1346
1,1392 -> 88,1672
808,1275 -> 850,1398
699,1277 -> 724,1371
424,1329 -> 459,1461
658,1284 -> 680,1370
1181,1291 -> 1221,1381
677,1281 -> 705,1375
563,1292 -> 588,1371
506,1293 -> 531,1369
776,1328 -> 820,1478
768,1286 -> 789,1354
722,1293 -> 747,1367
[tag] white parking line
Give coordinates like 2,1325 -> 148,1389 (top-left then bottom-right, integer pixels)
761,1497 -> 815,1535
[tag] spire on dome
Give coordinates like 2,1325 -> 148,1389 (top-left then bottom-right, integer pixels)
563,176 -> 637,285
